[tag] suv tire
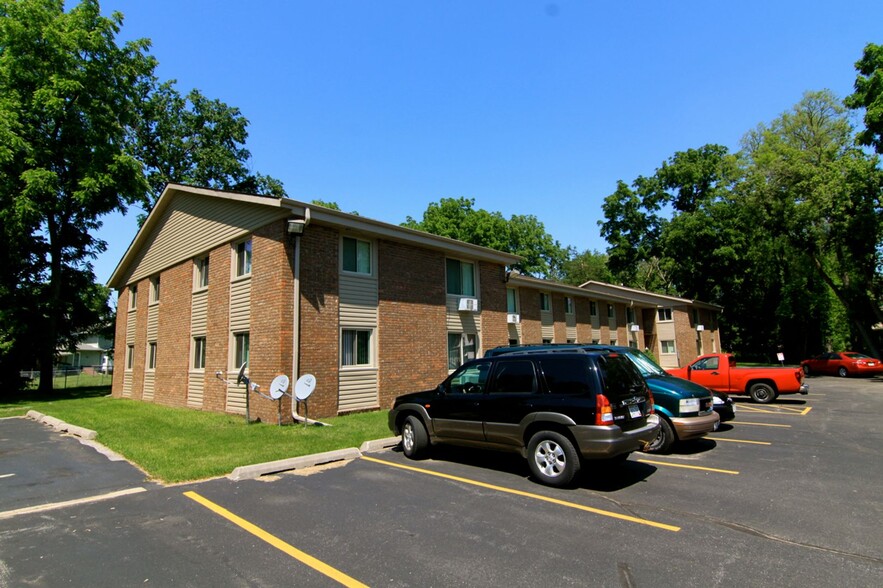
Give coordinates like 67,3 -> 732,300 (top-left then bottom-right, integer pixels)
527,430 -> 580,487
402,415 -> 429,459
643,417 -> 675,454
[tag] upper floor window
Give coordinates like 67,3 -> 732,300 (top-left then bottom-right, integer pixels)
150,276 -> 160,304
658,308 -> 673,321
506,288 -> 518,313
235,240 -> 252,277
129,285 -> 138,310
589,301 -> 597,317
195,256 -> 210,289
565,297 -> 574,315
342,237 -> 372,274
446,259 -> 475,296
626,307 -> 636,324
540,292 -> 551,312
607,304 -> 616,319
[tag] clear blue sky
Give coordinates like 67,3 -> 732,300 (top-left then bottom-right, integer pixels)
95,0 -> 883,285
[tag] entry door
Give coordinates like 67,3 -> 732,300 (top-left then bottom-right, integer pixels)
431,361 -> 489,441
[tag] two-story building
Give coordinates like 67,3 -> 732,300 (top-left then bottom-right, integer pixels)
108,184 -> 721,421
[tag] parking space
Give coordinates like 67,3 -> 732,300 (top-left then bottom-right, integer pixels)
1,378 -> 881,586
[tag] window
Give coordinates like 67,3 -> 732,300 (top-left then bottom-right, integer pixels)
589,301 -> 598,316
693,308 -> 700,324
448,361 -> 490,394
658,308 -> 673,321
233,332 -> 250,368
610,339 -> 618,346
661,340 -> 676,354
626,307 -> 636,324
129,285 -> 137,310
540,292 -> 551,312
448,333 -> 477,370
193,337 -> 206,370
565,297 -> 574,315
607,304 -> 615,319
489,360 -> 537,394
341,329 -> 372,366
195,256 -> 210,289
126,344 -> 134,370
446,259 -> 475,296
539,357 -> 591,396
147,342 -> 157,370
150,276 -> 160,303
342,237 -> 372,274
506,288 -> 518,313
235,240 -> 252,277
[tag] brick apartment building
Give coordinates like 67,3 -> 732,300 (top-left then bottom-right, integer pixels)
108,184 -> 722,422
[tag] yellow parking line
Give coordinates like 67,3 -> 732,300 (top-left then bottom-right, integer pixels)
736,421 -> 791,428
183,491 -> 368,588
737,405 -> 811,416
361,456 -> 680,532
637,459 -> 739,475
708,437 -> 771,445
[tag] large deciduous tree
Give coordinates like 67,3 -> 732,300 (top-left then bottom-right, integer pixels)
845,42 -> 883,154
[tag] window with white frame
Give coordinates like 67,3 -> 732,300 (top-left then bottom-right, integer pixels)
540,292 -> 551,312
194,256 -> 209,289
235,239 -> 252,277
661,340 -> 676,354
147,342 -> 157,370
341,329 -> 373,367
565,296 -> 574,315
126,344 -> 134,370
446,259 -> 475,296
149,276 -> 160,304
192,337 -> 206,370
342,237 -> 372,275
658,308 -> 673,321
233,332 -> 250,368
448,333 -> 477,370
506,288 -> 518,313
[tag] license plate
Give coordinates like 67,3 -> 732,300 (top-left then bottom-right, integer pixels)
629,405 -> 642,418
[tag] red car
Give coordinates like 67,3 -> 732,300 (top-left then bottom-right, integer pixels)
800,351 -> 883,377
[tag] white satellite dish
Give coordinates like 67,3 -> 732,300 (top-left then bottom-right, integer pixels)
294,374 -> 316,401
269,375 -> 290,400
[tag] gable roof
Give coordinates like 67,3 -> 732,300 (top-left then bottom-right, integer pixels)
108,184 -> 521,289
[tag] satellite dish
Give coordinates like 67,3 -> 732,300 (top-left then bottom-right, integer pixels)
294,374 -> 316,401
269,375 -> 290,400
236,363 -> 248,385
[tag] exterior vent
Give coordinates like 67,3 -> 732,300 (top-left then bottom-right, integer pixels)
696,324 -> 705,331
507,313 -> 521,324
458,297 -> 479,312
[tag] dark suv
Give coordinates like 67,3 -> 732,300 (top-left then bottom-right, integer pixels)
388,350 -> 660,487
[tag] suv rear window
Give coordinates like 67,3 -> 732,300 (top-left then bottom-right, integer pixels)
597,354 -> 645,401
538,357 -> 591,396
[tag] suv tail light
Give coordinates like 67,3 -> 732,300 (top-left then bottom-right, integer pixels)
646,387 -> 655,414
596,393 -> 614,425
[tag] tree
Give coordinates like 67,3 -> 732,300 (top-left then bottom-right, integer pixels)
133,81 -> 285,215
559,249 -> 613,286
0,0 -> 154,391
845,42 -> 883,154
403,197 -> 567,278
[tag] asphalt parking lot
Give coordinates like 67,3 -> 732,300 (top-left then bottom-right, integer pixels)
1,376 -> 882,587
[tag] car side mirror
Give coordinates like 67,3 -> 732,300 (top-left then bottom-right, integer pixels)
437,383 -> 446,395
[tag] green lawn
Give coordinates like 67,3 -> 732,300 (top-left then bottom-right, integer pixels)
1,388 -> 392,484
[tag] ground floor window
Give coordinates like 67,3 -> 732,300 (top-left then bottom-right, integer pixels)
234,332 -> 250,368
147,342 -> 157,370
193,337 -> 206,370
342,329 -> 373,366
448,333 -> 477,370
661,340 -> 676,354
126,344 -> 134,370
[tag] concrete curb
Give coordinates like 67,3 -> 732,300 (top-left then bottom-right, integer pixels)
25,410 -> 97,440
227,436 -> 401,481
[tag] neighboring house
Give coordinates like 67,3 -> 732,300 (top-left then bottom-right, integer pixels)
108,184 -> 722,421
57,334 -> 114,374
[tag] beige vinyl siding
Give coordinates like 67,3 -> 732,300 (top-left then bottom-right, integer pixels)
123,372 -> 133,397
123,308 -> 136,397
507,322 -> 521,343
188,288 -> 208,408
339,368 -> 379,412
142,372 -> 155,401
657,322 -> 678,368
125,193 -> 289,285
566,326 -> 577,342
446,295 -> 481,334
541,308 -> 554,341
143,304 -> 158,401
339,273 -> 379,411
227,276 -> 250,415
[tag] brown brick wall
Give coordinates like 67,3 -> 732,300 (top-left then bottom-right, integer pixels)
480,262 -> 509,351
131,280 -> 147,400
575,299 -> 592,343
377,239 -> 447,409
154,262 -> 191,407
111,287 -> 130,397
202,244 -> 232,413
519,286 -> 542,343
297,225 -> 340,417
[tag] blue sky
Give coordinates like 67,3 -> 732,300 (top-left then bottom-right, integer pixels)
95,0 -> 883,285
